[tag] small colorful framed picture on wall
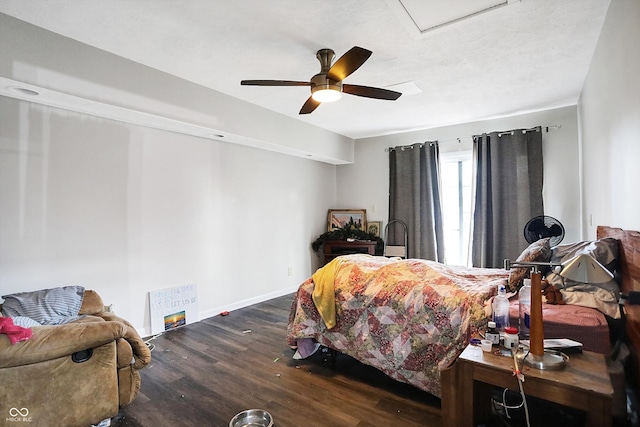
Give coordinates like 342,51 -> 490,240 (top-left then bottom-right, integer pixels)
327,209 -> 366,232
367,221 -> 382,237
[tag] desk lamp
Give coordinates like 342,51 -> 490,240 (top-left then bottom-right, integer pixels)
504,253 -> 613,369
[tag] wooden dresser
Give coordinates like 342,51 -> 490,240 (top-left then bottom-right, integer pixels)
322,240 -> 377,265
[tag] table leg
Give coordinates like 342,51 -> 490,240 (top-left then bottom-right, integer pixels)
586,395 -> 612,427
459,361 -> 475,427
440,358 -> 458,427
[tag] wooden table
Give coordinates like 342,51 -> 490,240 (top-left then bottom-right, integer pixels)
441,345 -> 614,427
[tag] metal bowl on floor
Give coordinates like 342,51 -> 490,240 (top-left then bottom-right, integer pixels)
229,409 -> 274,427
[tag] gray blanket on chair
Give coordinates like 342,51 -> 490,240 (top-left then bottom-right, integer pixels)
1,285 -> 85,325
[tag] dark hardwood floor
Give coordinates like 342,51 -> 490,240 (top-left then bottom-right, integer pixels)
111,294 -> 443,427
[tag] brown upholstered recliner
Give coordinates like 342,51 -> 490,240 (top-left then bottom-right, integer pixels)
0,290 -> 150,427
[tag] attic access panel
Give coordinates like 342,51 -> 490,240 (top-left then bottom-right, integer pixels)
398,0 -> 519,34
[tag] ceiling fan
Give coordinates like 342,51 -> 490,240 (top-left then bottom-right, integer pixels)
240,46 -> 402,114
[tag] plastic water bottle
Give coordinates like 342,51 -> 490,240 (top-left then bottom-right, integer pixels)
519,279 -> 531,340
493,284 -> 510,336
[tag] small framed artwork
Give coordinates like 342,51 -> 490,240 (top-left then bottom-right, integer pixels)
367,221 -> 382,237
164,310 -> 186,331
327,209 -> 367,231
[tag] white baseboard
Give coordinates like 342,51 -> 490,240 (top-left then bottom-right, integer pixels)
136,286 -> 299,338
199,286 -> 299,320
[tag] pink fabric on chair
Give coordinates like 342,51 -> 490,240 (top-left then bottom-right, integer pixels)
0,317 -> 32,344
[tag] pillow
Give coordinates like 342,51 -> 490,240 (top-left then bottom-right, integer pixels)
507,238 -> 552,292
560,285 -> 620,319
1,285 -> 85,325
545,238 -> 619,289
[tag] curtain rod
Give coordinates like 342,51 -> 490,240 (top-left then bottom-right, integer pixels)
385,124 -> 562,152
385,141 -> 438,152
472,124 -> 562,139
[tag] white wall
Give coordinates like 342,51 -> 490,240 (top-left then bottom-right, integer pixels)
0,13 -> 344,335
3,0 -> 638,335
0,13 -> 354,165
0,97 -> 336,334
338,106 -> 582,245
578,0 -> 640,238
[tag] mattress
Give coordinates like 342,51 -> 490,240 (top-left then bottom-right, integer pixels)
509,297 -> 611,354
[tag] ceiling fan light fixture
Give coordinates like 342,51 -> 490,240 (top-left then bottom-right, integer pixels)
311,86 -> 342,103
241,46 -> 400,113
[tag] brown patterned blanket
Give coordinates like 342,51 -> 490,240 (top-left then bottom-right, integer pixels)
286,254 -> 509,397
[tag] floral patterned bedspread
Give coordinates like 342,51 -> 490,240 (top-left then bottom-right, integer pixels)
286,254 -> 509,397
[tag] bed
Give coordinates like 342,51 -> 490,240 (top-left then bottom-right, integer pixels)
287,226 -> 640,398
287,255 -> 509,397
597,226 -> 640,390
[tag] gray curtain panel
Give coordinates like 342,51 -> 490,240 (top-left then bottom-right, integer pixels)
471,129 -> 544,268
388,142 -> 444,261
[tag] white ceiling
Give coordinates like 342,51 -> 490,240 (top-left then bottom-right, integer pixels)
0,0 -> 611,139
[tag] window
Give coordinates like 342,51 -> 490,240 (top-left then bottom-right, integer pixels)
440,151 -> 473,266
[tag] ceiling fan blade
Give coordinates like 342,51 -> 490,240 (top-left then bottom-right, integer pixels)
241,80 -> 310,86
343,84 -> 402,100
327,46 -> 372,81
299,97 -> 320,114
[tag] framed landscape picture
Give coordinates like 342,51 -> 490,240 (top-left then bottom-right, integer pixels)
367,221 -> 382,237
327,209 -> 367,231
